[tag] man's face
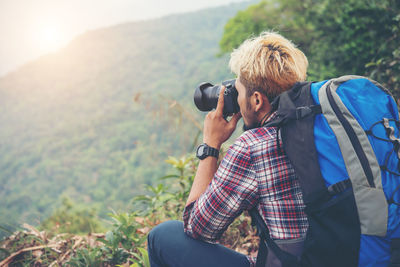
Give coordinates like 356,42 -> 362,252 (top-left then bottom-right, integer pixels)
235,79 -> 259,131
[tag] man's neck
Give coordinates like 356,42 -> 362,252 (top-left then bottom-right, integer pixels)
259,111 -> 272,126
258,102 -> 272,126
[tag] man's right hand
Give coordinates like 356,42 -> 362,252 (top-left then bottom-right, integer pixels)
202,86 -> 242,150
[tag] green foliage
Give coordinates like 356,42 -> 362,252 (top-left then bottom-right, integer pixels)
106,212 -> 147,250
133,248 -> 150,267
67,247 -> 104,267
1,152 -> 257,266
133,155 -> 196,221
366,10 -> 400,100
66,211 -> 146,266
220,0 -> 312,56
305,0 -> 399,82
220,1 -> 313,52
220,0 -> 400,95
66,156 -> 197,267
219,1 -> 273,55
40,197 -> 104,235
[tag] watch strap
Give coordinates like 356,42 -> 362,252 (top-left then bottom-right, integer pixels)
204,145 -> 219,158
197,143 -> 219,159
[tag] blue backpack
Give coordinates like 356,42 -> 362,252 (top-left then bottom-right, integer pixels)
250,75 -> 400,267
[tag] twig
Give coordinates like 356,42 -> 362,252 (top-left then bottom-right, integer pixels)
166,99 -> 203,131
0,244 -> 57,267
72,237 -> 83,250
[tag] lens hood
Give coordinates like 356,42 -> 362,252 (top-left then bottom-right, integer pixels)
194,82 -> 214,111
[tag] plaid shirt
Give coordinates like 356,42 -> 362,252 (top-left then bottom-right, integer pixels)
183,112 -> 308,266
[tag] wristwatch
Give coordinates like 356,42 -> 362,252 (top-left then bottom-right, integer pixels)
196,143 -> 219,160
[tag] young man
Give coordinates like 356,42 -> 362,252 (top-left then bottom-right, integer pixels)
147,32 -> 309,267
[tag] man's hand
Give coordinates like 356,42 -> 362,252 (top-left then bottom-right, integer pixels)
186,87 -> 241,206
203,86 -> 242,149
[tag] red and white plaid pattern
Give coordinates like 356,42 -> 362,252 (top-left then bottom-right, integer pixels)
183,113 -> 308,265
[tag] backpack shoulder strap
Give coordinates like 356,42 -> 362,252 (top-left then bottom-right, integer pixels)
250,82 -> 329,267
265,82 -> 329,204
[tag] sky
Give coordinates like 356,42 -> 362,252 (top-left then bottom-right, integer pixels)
0,0 -> 245,77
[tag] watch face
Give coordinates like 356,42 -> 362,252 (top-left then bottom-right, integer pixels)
196,144 -> 207,159
197,145 -> 204,155
196,143 -> 218,160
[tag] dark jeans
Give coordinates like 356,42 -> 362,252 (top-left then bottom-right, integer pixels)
147,220 -> 251,267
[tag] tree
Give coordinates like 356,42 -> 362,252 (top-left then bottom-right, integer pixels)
220,0 -> 400,97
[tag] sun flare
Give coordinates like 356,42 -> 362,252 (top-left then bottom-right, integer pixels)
38,25 -> 64,51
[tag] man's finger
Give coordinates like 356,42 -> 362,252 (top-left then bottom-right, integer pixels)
215,86 -> 225,116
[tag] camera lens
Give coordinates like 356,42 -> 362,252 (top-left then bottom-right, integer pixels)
194,82 -> 220,112
194,79 -> 240,116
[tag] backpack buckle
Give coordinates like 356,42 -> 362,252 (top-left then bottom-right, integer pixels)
296,106 -> 312,119
295,105 -> 322,120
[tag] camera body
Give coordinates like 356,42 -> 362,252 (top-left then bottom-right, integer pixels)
194,79 -> 240,117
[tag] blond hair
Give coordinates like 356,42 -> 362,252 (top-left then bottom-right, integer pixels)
229,31 -> 308,101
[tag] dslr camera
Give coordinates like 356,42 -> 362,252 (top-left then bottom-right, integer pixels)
193,79 -> 240,117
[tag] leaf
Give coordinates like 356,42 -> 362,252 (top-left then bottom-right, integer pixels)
365,62 -> 376,68
165,157 -> 179,166
132,195 -> 151,202
137,247 -> 150,267
118,213 -> 128,226
159,174 -> 179,180
105,231 -> 114,243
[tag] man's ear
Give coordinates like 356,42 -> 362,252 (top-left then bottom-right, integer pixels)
253,91 -> 264,112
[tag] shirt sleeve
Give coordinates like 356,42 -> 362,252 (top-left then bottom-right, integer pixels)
183,138 -> 258,242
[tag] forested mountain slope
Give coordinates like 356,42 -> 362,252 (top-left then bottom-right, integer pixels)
0,1 -> 256,232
